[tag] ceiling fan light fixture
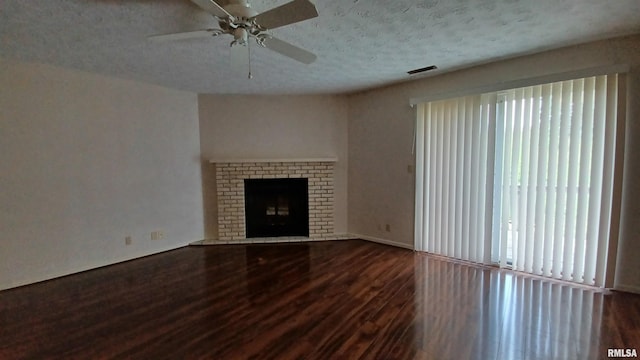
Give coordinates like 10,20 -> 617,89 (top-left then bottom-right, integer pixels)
408,65 -> 438,75
231,28 -> 249,46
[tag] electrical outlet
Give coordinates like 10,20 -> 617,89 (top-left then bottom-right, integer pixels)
151,231 -> 157,240
158,231 -> 164,240
125,236 -> 132,245
385,224 -> 391,232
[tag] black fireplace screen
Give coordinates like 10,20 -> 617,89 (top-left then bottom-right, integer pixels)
244,178 -> 309,238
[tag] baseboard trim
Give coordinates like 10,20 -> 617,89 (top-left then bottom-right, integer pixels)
349,233 -> 415,250
613,284 -> 640,295
1,243 -> 190,291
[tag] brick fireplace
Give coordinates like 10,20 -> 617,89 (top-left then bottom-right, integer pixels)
213,160 -> 335,241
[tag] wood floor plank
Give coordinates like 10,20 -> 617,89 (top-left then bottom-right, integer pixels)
1,240 -> 639,359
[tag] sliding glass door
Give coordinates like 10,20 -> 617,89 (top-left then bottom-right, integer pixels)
414,74 -> 623,287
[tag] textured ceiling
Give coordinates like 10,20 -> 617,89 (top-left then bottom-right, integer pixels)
1,0 -> 639,94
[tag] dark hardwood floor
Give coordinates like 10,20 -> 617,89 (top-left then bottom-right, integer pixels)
1,240 -> 639,359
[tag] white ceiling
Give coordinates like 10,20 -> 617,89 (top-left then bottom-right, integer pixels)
1,0 -> 639,94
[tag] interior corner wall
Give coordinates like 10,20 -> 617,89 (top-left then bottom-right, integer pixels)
198,94 -> 348,238
347,34 -> 640,292
0,58 -> 204,290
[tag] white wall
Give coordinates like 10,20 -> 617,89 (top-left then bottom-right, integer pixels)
198,94 -> 348,238
0,58 -> 204,290
348,34 -> 640,292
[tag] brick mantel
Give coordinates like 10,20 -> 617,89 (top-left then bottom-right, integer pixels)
215,161 -> 335,241
210,158 -> 338,164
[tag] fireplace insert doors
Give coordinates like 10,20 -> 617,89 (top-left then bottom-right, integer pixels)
244,178 -> 309,238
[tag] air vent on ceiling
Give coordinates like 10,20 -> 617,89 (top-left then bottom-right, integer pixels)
408,65 -> 438,75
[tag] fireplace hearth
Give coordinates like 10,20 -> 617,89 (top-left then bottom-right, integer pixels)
244,178 -> 309,238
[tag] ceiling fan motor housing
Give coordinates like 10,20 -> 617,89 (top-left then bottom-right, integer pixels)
222,1 -> 262,38
225,1 -> 258,20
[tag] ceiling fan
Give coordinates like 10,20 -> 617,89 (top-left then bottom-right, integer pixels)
150,0 -> 318,77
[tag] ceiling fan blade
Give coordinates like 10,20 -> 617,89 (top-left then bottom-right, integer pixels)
261,36 -> 316,64
190,0 -> 233,19
148,29 -> 222,42
230,44 -> 251,78
252,0 -> 318,30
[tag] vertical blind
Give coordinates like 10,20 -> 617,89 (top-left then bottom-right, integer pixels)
414,94 -> 496,263
414,74 -> 620,287
498,75 -> 618,286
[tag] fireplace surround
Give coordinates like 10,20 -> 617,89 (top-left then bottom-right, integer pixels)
213,159 -> 335,241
